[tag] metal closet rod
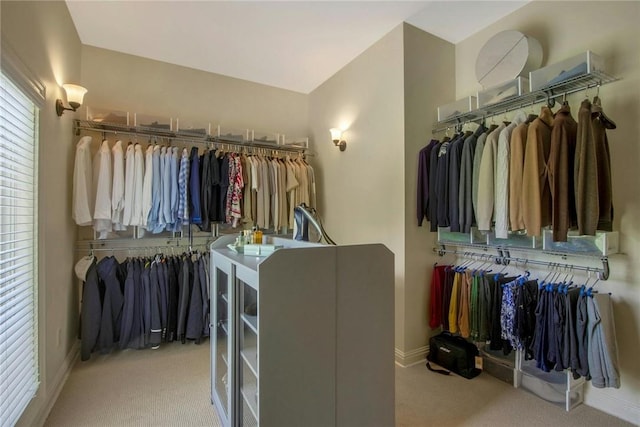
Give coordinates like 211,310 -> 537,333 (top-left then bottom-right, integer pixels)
73,122 -> 310,155
75,245 -> 209,253
435,246 -> 610,280
432,80 -> 606,135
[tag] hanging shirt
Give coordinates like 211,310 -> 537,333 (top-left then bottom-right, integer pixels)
177,148 -> 189,227
279,160 -> 289,230
72,136 -> 94,226
111,140 -> 125,230
227,154 -> 244,227
242,155 -> 253,226
189,146 -> 202,224
168,147 -> 179,231
132,144 -> 145,226
162,146 -> 173,230
122,143 -> 135,226
147,145 -> 162,232
93,139 -> 113,238
141,145 -> 154,228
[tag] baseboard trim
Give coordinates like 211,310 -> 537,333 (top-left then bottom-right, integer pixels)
584,386 -> 640,425
35,341 -> 79,426
395,345 -> 428,367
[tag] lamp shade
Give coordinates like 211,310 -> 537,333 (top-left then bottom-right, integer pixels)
62,84 -> 87,108
329,128 -> 342,141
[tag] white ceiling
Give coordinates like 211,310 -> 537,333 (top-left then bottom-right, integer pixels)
65,1 -> 529,94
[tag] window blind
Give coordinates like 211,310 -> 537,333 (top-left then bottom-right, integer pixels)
0,70 -> 39,427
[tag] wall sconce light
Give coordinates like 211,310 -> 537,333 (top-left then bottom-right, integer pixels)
56,84 -> 87,116
330,128 -> 347,151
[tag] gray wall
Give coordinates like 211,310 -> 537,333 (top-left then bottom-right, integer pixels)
80,45 -> 309,138
402,23 -> 455,362
1,1 -> 82,425
308,24 -> 407,350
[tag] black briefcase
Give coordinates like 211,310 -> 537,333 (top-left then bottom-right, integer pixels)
426,332 -> 481,379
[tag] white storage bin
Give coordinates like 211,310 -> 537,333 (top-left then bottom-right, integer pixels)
437,96 -> 477,121
517,359 -> 584,411
279,135 -> 309,149
542,230 -> 618,256
134,113 -> 172,131
477,77 -> 529,108
175,118 -> 210,136
437,227 -> 486,245
86,106 -> 129,125
216,126 -> 250,143
252,130 -> 278,145
529,51 -> 605,91
488,230 -> 541,249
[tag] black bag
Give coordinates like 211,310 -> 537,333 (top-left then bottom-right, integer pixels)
426,332 -> 481,379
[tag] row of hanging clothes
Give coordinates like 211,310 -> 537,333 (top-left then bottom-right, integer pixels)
72,135 -> 316,239
429,261 -> 619,389
417,94 -> 616,242
76,248 -> 210,361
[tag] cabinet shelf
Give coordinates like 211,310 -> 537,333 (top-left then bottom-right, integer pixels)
219,320 -> 229,336
433,70 -> 617,133
241,313 -> 258,334
241,384 -> 259,425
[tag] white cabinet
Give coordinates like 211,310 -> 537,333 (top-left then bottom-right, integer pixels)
210,236 -> 395,427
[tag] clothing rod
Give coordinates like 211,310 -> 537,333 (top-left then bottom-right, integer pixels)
74,122 -> 312,155
431,78 -> 613,135
75,245 -> 209,253
434,247 -> 610,280
76,237 -> 214,249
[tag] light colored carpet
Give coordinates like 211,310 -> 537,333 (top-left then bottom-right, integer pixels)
45,343 -> 633,427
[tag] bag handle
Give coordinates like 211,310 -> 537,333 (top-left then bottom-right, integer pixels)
426,362 -> 450,376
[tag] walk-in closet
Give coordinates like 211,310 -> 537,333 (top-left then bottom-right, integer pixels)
1,1 -> 639,426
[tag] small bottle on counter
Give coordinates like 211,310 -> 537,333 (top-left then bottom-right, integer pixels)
254,228 -> 263,244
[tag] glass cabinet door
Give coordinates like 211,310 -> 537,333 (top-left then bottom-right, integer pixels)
237,276 -> 258,427
211,258 -> 233,425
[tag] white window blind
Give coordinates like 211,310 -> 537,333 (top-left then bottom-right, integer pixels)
0,70 -> 39,427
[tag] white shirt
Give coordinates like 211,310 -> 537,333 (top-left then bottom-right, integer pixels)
93,139 -> 113,237
111,140 -> 125,231
122,143 -> 135,226
72,136 -> 93,226
141,145 -> 154,227
132,144 -> 145,226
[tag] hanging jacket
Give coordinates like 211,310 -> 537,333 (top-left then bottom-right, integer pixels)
119,259 -> 136,349
592,97 -> 614,232
522,107 -> 553,237
548,103 -> 578,242
96,256 -> 124,354
80,259 -> 101,361
186,256 -> 204,342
